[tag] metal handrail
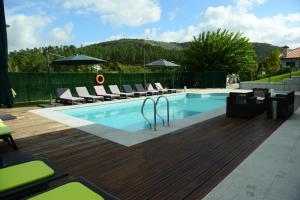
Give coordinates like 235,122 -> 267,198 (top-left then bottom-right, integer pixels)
155,96 -> 170,126
141,97 -> 157,131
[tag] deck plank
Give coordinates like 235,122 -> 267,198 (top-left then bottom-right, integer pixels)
0,96 -> 299,199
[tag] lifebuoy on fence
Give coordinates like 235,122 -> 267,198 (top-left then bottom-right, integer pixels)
96,74 -> 105,84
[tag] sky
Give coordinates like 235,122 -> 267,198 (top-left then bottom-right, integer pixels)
4,0 -> 300,51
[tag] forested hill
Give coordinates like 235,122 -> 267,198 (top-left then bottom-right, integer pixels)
79,39 -> 186,66
8,39 -> 280,72
251,42 -> 281,63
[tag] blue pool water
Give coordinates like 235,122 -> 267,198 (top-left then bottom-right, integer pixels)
57,93 -> 227,132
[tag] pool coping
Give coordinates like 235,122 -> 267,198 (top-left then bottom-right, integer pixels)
30,92 -> 227,147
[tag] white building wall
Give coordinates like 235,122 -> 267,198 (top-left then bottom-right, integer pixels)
281,58 -> 300,68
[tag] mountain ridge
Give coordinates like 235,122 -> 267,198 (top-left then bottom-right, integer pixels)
82,38 -> 280,62
8,38 -> 281,72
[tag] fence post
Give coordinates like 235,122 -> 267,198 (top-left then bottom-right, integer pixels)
119,71 -> 122,88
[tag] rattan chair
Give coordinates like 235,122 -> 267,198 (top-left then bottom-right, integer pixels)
226,92 -> 265,118
266,91 -> 295,119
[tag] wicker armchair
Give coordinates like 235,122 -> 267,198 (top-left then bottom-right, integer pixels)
253,88 -> 270,108
226,92 -> 265,118
253,88 -> 270,99
267,91 -> 295,119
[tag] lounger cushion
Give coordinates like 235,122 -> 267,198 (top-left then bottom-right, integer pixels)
30,182 -> 104,200
0,161 -> 54,192
0,126 -> 12,136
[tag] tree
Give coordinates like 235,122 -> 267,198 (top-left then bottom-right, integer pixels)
184,29 -> 256,74
265,50 -> 281,73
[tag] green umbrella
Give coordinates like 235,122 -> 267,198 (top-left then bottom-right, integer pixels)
42,54 -> 106,106
51,54 -> 106,65
145,59 -> 180,67
145,59 -> 180,88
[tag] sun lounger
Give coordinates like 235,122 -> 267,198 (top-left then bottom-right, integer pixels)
94,85 -> 120,100
0,159 -> 67,200
155,83 -> 176,93
75,87 -> 104,102
28,177 -> 119,200
109,85 -> 134,98
135,84 -> 158,96
123,85 -> 147,97
147,83 -> 167,94
0,151 -> 34,168
56,88 -> 85,105
0,121 -> 17,149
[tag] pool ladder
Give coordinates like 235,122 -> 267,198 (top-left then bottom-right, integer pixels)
141,96 -> 170,131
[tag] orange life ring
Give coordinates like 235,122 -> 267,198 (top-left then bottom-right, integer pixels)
96,74 -> 105,84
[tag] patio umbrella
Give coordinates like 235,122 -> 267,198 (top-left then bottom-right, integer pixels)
51,54 -> 106,66
43,54 -> 106,106
0,0 -> 13,108
145,59 -> 180,67
145,59 -> 180,88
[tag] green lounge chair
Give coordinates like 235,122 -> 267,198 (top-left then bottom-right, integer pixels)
29,177 -> 119,200
0,160 -> 67,200
0,121 -> 17,149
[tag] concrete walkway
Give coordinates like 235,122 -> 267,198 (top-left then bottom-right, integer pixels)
204,108 -> 300,200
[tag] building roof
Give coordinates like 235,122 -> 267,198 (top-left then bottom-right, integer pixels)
281,47 -> 300,59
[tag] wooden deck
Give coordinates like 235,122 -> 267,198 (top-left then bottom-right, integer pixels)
1,97 -> 299,200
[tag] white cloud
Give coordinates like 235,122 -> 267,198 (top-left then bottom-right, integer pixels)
235,0 -> 265,13
49,23 -> 75,43
108,33 -> 125,40
144,0 -> 300,48
168,12 -> 176,21
168,7 -> 179,22
144,26 -> 199,42
6,12 -> 52,51
61,0 -> 161,27
6,7 -> 75,51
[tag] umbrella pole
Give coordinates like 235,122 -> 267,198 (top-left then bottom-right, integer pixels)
143,39 -> 146,86
172,68 -> 175,89
46,49 -> 52,104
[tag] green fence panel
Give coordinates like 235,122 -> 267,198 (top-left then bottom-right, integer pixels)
176,71 -> 226,88
146,72 -> 174,88
120,73 -> 144,87
8,71 -> 226,103
9,72 -> 49,102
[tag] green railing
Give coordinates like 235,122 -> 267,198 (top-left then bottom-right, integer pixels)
9,71 -> 226,103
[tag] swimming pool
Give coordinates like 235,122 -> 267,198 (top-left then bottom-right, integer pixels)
57,93 -> 227,132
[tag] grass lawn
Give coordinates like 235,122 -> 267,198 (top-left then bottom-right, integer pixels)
253,71 -> 300,82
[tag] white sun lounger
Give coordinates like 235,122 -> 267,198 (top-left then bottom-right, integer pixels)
146,83 -> 168,94
135,84 -> 158,95
75,87 -> 104,102
109,85 -> 134,98
94,85 -> 120,100
155,83 -> 176,93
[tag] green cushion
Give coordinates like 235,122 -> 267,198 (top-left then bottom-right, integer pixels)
0,126 -> 12,136
29,182 -> 104,200
0,160 -> 55,192
0,122 -> 6,127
